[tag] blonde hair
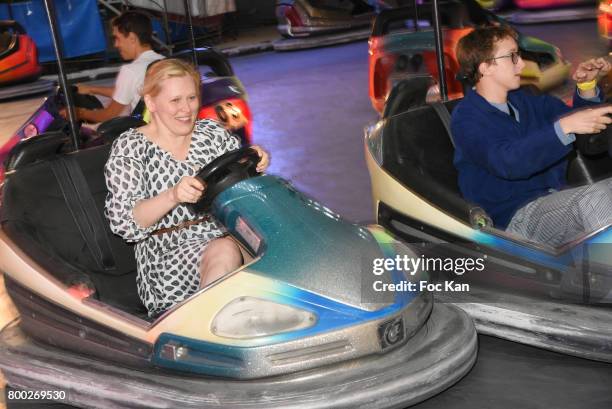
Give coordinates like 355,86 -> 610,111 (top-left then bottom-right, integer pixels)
141,58 -> 201,99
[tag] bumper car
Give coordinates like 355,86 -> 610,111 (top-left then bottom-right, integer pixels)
186,47 -> 253,144
475,0 -> 582,9
476,0 -> 512,9
0,20 -> 41,86
365,76 -> 612,361
507,0 -> 596,24
599,0 -> 612,45
0,140 -> 477,407
368,0 -> 571,113
0,47 -> 252,185
476,0 -> 500,8
275,0 -> 376,38
514,0 -> 594,9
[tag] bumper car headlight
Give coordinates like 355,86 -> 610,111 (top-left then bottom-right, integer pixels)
366,121 -> 384,164
212,297 -> 317,339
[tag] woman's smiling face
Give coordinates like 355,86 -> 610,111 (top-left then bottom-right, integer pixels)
146,75 -> 200,137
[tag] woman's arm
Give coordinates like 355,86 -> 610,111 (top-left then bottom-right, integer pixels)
250,145 -> 270,173
133,176 -> 205,228
106,151 -> 207,239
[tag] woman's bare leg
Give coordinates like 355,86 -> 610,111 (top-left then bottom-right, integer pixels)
199,237 -> 243,287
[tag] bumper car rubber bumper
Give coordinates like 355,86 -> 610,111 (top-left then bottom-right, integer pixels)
0,303 -> 477,409
273,27 -> 371,51
436,285 -> 612,363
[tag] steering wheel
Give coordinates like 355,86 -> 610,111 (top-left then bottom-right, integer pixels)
191,146 -> 261,213
575,121 -> 612,157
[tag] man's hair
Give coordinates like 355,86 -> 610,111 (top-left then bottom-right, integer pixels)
456,25 -> 518,86
111,11 -> 153,46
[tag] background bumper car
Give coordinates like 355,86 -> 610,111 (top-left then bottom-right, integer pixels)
0,20 -> 41,86
514,0 -> 594,9
476,0 -> 512,9
598,0 -> 612,44
506,0 -> 597,24
275,0 -> 376,38
368,0 -> 571,113
0,142 -> 477,407
478,0 -> 593,8
365,90 -> 612,361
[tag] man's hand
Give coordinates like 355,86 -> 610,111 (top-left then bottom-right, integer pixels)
59,107 -> 80,121
171,176 -> 206,204
62,100 -> 126,124
76,84 -> 94,95
559,105 -> 612,135
573,57 -> 611,83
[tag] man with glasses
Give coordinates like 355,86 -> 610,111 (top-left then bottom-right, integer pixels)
451,25 -> 612,246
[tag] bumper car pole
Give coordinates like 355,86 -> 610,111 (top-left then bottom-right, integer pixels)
413,0 -> 420,32
162,0 -> 173,56
43,0 -> 79,151
431,0 -> 448,101
183,0 -> 198,67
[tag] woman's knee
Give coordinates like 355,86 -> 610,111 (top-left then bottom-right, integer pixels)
201,237 -> 243,269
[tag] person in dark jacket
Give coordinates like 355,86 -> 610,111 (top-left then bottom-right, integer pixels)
451,25 -> 612,246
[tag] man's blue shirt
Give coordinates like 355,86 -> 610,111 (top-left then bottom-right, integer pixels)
451,88 -> 600,229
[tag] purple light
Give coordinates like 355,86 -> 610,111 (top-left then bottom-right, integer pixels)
27,110 -> 55,138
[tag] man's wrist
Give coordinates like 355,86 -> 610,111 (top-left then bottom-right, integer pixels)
64,107 -> 83,120
577,79 -> 597,91
558,116 -> 572,135
554,120 -> 575,145
75,107 -> 85,120
577,85 -> 600,101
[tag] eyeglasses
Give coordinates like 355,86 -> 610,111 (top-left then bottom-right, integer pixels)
487,51 -> 521,65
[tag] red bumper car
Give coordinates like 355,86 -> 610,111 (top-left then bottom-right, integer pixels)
0,20 -> 41,86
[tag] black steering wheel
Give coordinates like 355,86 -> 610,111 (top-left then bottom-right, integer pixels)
575,121 -> 612,157
191,146 -> 261,213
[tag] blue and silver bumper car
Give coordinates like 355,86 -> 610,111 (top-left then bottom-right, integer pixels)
0,143 -> 477,408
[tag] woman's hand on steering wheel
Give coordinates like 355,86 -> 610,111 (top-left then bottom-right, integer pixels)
171,176 -> 206,205
251,145 -> 270,173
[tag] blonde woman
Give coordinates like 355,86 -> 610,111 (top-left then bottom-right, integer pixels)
104,59 -> 269,317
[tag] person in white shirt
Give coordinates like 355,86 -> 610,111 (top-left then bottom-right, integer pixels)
70,11 -> 164,123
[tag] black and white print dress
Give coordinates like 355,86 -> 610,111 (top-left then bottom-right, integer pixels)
104,119 -> 240,316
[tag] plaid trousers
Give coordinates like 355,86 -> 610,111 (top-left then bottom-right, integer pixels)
506,177 -> 612,247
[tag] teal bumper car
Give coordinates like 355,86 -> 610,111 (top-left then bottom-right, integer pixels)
0,143 -> 477,408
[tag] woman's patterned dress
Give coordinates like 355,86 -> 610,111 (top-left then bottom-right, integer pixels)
104,119 -> 240,316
